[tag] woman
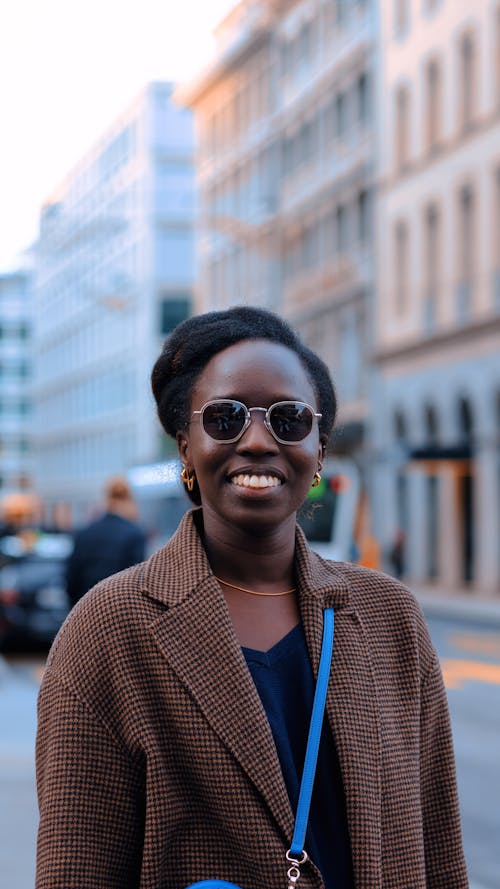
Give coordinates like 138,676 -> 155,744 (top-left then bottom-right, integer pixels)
36,306 -> 467,888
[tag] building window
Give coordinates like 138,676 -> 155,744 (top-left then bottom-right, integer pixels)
494,168 -> 500,264
336,205 -> 349,253
324,1 -> 336,38
324,96 -> 336,143
335,92 -> 348,140
423,0 -> 442,12
496,6 -> 500,106
395,85 -> 410,171
393,409 -> 407,441
257,64 -> 269,118
339,313 -> 361,399
303,223 -> 319,269
424,403 -> 440,444
357,189 -> 370,244
458,186 -> 475,282
394,219 -> 409,313
423,203 -> 440,330
159,296 -> 190,336
323,209 -> 336,256
357,72 -> 371,126
394,0 -> 410,37
336,0 -> 348,27
300,120 -> 314,165
298,22 -> 312,67
425,58 -> 441,152
494,168 -> 500,306
456,185 -> 475,320
458,31 -> 477,131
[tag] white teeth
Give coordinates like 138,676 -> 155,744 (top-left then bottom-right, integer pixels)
230,474 -> 281,488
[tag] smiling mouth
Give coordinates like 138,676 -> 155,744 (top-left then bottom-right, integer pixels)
230,473 -> 282,489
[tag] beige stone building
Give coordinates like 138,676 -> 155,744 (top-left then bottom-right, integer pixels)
374,0 -> 500,592
179,0 -> 376,465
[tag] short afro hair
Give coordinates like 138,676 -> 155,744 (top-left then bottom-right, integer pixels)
151,306 -> 337,503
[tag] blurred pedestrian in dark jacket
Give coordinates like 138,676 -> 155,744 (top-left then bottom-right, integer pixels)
66,476 -> 146,606
389,529 -> 406,578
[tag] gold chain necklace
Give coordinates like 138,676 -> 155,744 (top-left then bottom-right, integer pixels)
213,575 -> 296,597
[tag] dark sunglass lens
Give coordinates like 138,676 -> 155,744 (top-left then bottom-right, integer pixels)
202,401 -> 246,440
270,403 -> 313,442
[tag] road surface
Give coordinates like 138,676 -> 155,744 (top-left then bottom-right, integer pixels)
1,613 -> 499,887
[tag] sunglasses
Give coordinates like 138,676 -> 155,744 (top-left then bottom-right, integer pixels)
191,399 -> 322,445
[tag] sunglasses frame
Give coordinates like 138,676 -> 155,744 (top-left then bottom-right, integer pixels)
191,399 -> 322,445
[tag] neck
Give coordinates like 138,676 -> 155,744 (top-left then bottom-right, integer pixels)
200,508 -> 297,591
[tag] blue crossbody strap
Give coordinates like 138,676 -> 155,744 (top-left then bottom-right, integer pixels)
187,608 -> 335,889
289,607 -> 335,858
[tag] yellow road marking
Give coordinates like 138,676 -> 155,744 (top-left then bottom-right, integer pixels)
12,651 -> 500,694
449,632 -> 500,657
32,661 -> 500,690
441,659 -> 500,689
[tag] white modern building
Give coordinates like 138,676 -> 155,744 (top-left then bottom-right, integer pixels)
33,82 -> 195,525
373,0 -> 500,592
0,270 -> 33,497
179,0 -> 376,471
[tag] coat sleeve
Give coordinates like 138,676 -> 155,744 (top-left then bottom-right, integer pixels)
36,669 -> 145,888
419,653 -> 468,888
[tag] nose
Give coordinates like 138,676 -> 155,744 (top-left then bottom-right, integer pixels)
236,410 -> 279,453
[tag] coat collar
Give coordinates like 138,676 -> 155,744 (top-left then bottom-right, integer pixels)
141,510 -> 381,884
141,508 -> 351,610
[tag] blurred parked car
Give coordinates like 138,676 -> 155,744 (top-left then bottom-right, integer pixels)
0,533 -> 73,650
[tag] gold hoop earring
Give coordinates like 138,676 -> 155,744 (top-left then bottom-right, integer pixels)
180,466 -> 195,492
311,471 -> 321,488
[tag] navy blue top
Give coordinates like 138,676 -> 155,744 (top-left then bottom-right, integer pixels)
243,623 -> 354,889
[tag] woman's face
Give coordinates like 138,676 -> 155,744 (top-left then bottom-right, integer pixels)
177,339 -> 324,537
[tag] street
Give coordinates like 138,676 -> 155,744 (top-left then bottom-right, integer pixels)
0,653 -> 40,888
427,615 -> 500,889
1,613 -> 499,888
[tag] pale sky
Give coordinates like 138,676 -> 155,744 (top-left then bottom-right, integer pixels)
0,0 -> 235,272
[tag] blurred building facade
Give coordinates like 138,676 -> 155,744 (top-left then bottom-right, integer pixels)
0,270 -> 33,496
182,0 -> 500,595
179,0 -> 376,466
33,82 -> 195,525
373,0 -> 500,592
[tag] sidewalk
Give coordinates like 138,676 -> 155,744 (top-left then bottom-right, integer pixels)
414,587 -> 500,628
0,659 -> 38,889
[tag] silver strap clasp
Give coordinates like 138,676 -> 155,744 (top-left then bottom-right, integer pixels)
285,849 -> 308,888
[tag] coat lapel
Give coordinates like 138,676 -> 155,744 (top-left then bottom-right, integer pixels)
142,511 -> 294,843
142,512 -> 382,885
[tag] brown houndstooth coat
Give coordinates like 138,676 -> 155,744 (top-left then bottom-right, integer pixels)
36,509 -> 468,888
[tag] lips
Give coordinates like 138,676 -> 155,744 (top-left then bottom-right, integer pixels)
230,473 -> 282,489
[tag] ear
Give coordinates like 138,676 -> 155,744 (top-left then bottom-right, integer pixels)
176,430 -> 191,469
317,439 -> 326,470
